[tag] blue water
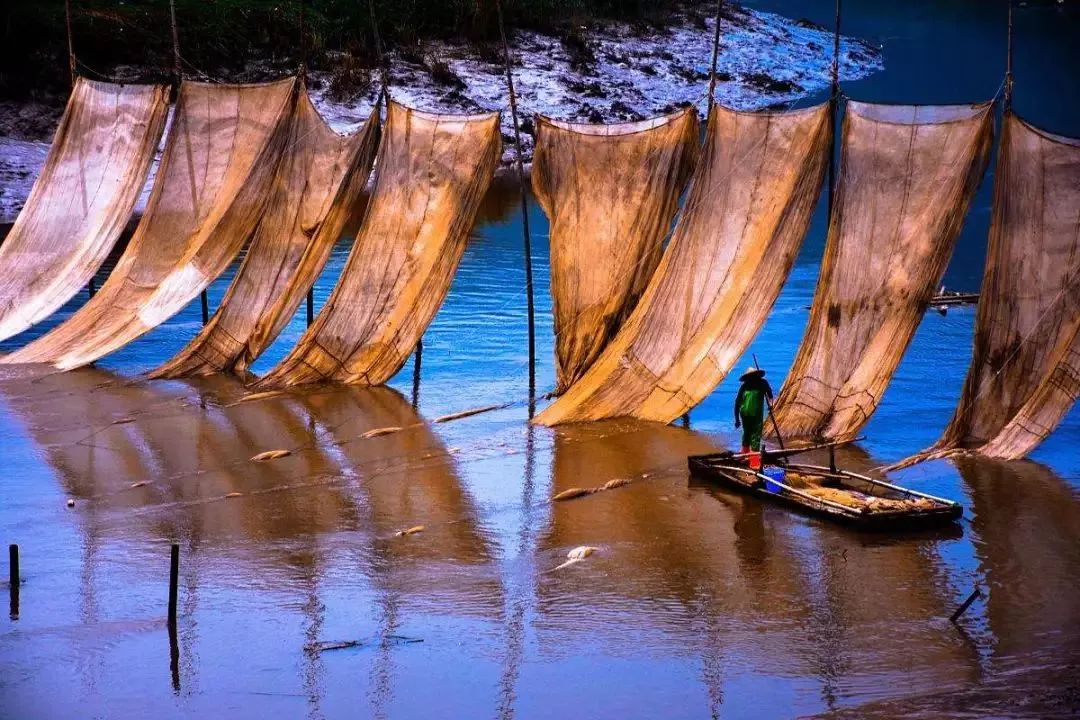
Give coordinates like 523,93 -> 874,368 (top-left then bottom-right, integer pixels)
2,2 -> 1079,718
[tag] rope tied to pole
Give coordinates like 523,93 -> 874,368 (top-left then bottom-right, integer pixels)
494,0 -> 538,410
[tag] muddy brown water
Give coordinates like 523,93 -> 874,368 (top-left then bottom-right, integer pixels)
1,365 -> 1078,718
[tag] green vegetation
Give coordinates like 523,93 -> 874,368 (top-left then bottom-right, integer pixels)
0,0 -> 691,99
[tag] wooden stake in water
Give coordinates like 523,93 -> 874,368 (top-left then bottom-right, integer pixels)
494,0 -> 537,408
411,337 -> 423,408
950,586 -> 981,624
306,287 -> 314,326
168,544 -> 179,627
8,544 -> 19,619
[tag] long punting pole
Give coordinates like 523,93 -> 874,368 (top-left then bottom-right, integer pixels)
1004,0 -> 1014,111
64,0 -> 76,85
706,0 -> 723,113
494,0 -> 538,407
168,0 -> 209,324
827,0 -> 842,219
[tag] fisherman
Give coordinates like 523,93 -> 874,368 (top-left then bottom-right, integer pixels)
734,366 -> 773,466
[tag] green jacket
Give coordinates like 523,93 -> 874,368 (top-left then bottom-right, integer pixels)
735,376 -> 774,424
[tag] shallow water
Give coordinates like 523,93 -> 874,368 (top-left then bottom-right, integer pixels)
2,1 -> 1080,718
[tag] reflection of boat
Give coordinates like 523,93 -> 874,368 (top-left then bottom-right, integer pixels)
688,445 -> 962,530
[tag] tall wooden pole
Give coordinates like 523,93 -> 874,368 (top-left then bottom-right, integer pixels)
168,0 -> 182,87
495,0 -> 537,407
827,0 -> 842,220
1004,0 -> 1014,111
168,0 -> 208,323
64,0 -> 76,85
368,0 -> 390,104
706,0 -> 723,114
298,0 -> 307,78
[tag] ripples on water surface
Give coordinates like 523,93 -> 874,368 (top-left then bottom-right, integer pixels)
2,1 -> 1079,718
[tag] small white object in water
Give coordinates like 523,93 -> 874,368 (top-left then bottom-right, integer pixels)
396,525 -> 425,537
554,545 -> 599,571
66,498 -> 75,508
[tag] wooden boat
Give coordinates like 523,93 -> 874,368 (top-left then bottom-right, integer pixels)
688,445 -> 963,530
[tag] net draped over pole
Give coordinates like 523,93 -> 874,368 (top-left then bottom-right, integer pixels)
536,103 -> 831,426
4,79 -> 297,370
533,110 -> 699,393
770,102 -> 993,442
152,91 -> 381,379
895,114 -> 1080,466
256,101 -> 502,389
0,80 -> 168,343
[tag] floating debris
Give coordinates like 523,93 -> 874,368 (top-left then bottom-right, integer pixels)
250,449 -> 291,462
129,481 -> 147,488
395,525 -> 425,537
553,545 -> 599,571
553,487 -> 592,501
224,492 -> 243,499
66,498 -> 75,508
433,403 -> 508,423
362,426 -> 401,439
552,476 -> 634,502
228,390 -> 285,407
307,640 -> 362,653
111,416 -> 136,425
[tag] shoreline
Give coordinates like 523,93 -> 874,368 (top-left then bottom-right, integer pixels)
0,3 -> 882,223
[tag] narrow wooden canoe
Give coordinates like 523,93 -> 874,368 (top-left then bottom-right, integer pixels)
688,452 -> 963,531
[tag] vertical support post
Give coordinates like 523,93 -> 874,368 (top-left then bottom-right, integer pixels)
64,0 -> 76,85
306,287 -> 314,326
298,0 -> 307,79
706,0 -> 723,114
1004,0 -> 1014,111
200,291 -> 209,325
494,0 -> 537,410
827,0 -> 842,220
411,338 -> 423,409
168,0 -> 182,99
167,543 -> 179,626
368,0 -> 390,101
8,544 -> 18,620
88,275 -> 96,298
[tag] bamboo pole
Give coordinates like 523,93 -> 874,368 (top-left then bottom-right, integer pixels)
827,0 -> 842,219
368,0 -> 390,103
64,0 -> 76,85
168,0 -> 181,86
1004,0 -> 1014,111
167,0 -> 209,323
494,0 -> 537,408
706,0 -> 723,113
